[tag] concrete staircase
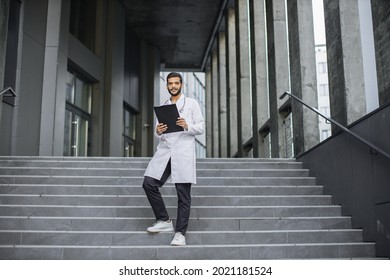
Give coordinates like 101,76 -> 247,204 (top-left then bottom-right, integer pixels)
0,157 -> 376,259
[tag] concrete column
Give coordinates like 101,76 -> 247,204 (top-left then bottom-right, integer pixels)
370,0 -> 390,105
40,0 -> 71,156
235,0 -> 252,157
13,0 -> 55,155
139,42 -> 159,157
250,0 -> 269,157
358,0 -> 378,113
287,0 -> 319,156
266,0 -> 290,158
211,50 -> 219,157
324,0 -> 366,129
226,8 -> 238,157
205,64 -> 213,157
218,32 -> 228,157
0,0 -> 9,124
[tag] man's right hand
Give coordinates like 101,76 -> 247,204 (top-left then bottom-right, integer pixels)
156,123 -> 168,135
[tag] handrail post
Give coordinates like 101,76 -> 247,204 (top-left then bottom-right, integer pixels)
280,91 -> 390,160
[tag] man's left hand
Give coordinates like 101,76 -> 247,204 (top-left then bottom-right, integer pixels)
176,117 -> 188,130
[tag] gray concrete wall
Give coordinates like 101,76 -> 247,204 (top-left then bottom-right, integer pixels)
13,0 -> 48,155
371,0 -> 390,105
298,103 -> 390,257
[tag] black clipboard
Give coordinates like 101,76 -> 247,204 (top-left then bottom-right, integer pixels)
153,104 -> 184,134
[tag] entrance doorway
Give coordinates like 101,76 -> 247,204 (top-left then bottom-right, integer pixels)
63,70 -> 92,156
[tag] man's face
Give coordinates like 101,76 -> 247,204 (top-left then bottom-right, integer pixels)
167,77 -> 182,96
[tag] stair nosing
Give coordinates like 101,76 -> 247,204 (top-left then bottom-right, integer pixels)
0,204 -> 341,209
0,242 -> 375,249
0,216 -> 350,220
0,229 -> 363,234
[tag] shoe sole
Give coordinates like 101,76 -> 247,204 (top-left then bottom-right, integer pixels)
147,227 -> 174,233
170,243 -> 186,246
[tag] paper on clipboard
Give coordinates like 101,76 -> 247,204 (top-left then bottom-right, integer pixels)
153,104 -> 184,134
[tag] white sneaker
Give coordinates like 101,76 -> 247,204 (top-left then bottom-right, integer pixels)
147,220 -> 174,233
170,232 -> 186,246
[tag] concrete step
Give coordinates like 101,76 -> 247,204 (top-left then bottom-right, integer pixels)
0,194 -> 332,206
0,205 -> 342,217
0,184 -> 324,195
0,176 -> 316,185
0,216 -> 352,231
0,157 -> 297,162
0,229 -> 364,246
0,157 -> 296,165
0,161 -> 303,169
0,156 -> 376,259
0,167 -> 309,177
0,243 -> 376,259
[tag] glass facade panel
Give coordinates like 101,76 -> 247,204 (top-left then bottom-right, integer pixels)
123,108 -> 136,139
69,0 -> 97,52
63,111 -> 89,156
66,72 -> 74,103
123,105 -> 137,157
64,70 -> 92,157
74,77 -> 92,113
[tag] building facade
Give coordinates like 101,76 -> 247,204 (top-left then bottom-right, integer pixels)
1,0 -> 389,159
0,0 -> 161,157
315,45 -> 331,142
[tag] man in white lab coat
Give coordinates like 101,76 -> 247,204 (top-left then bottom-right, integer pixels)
143,72 -> 205,246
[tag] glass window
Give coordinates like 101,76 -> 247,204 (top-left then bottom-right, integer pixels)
63,70 -> 93,157
320,106 -> 330,117
318,62 -> 327,74
66,71 -> 92,113
74,77 -> 92,113
123,105 -> 137,157
264,133 -> 271,159
319,84 -> 329,96
69,0 -> 97,52
321,130 -> 330,141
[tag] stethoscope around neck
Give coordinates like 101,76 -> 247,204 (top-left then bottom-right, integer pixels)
164,96 -> 186,113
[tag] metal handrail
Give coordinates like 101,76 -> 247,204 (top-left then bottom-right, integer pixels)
280,91 -> 390,160
0,87 -> 16,97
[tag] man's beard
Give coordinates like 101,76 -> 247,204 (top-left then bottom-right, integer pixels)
168,86 -> 182,96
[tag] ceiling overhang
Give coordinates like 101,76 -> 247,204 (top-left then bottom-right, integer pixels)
122,0 -> 228,71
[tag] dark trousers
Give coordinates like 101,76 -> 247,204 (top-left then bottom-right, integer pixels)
142,159 -> 192,235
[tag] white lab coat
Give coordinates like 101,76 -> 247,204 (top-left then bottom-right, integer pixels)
144,94 -> 205,184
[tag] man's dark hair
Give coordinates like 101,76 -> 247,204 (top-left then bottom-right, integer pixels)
167,72 -> 182,84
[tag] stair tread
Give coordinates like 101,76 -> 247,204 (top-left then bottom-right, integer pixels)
0,157 -> 376,259
0,242 -> 375,248
0,230 -> 362,235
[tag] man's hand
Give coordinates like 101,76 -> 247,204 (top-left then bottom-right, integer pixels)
156,123 -> 168,135
176,117 -> 188,130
